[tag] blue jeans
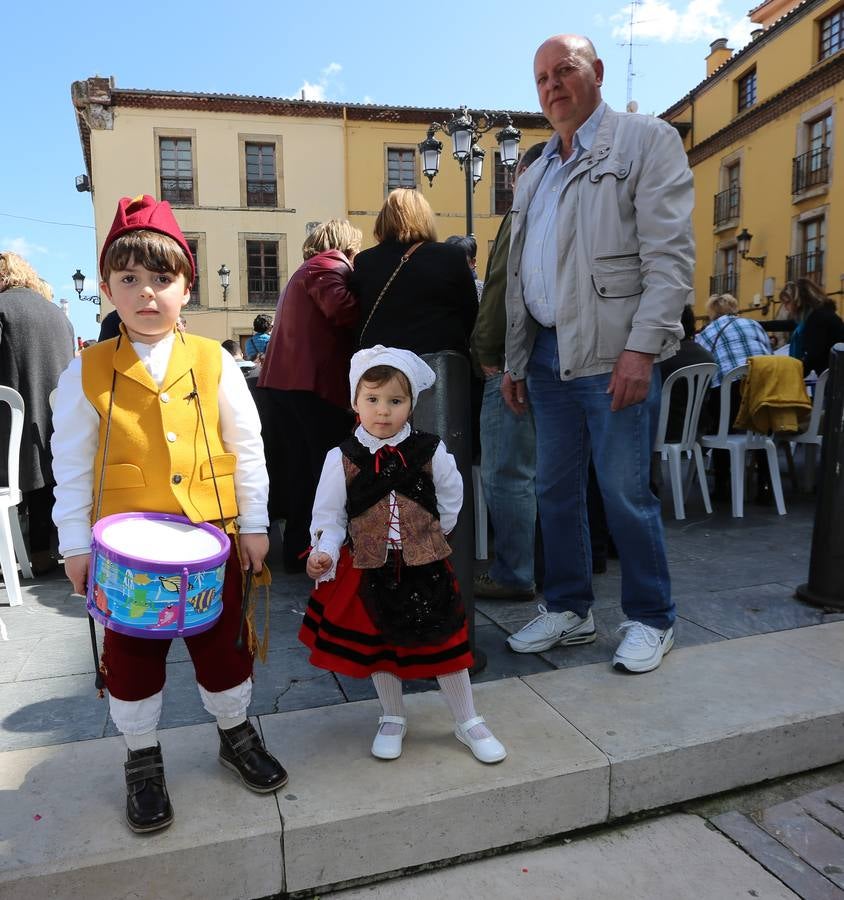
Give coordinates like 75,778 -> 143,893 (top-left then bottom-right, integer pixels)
479,373 -> 537,589
526,328 -> 674,629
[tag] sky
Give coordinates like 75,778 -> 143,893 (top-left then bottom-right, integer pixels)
2,0 -> 757,341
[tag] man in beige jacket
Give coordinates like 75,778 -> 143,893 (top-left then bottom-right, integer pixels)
502,34 -> 694,673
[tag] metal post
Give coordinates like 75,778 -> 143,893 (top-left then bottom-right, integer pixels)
464,159 -> 474,236
414,351 -> 485,671
796,342 -> 844,610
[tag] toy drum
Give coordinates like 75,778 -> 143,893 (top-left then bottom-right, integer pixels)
87,512 -> 230,639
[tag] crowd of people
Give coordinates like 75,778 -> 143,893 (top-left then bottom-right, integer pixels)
2,31 -> 844,840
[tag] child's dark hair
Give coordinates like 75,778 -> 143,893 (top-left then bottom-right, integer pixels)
101,230 -> 193,285
253,314 -> 273,333
355,365 -> 411,400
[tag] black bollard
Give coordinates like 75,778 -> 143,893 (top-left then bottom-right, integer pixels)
414,351 -> 486,671
796,343 -> 844,610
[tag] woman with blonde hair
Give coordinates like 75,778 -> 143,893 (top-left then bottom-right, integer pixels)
350,189 -> 477,356
0,251 -> 75,572
258,219 -> 362,570
779,278 -> 844,375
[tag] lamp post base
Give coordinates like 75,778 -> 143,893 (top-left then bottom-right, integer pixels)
795,582 -> 844,611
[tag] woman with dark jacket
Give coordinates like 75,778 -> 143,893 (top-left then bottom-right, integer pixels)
779,278 -> 844,376
257,220 -> 362,570
0,251 -> 75,573
350,189 -> 478,356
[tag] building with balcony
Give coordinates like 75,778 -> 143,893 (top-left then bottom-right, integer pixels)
71,78 -> 551,343
661,0 -> 844,320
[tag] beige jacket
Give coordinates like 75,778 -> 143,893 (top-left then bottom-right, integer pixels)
505,106 -> 694,381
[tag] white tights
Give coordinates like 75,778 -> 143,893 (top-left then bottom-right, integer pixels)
370,670 -> 491,739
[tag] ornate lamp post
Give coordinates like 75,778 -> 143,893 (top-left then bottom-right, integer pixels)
217,264 -> 231,303
419,107 -> 521,236
72,269 -> 102,321
72,269 -> 102,307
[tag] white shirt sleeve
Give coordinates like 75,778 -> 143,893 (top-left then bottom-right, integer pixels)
51,357 -> 98,557
309,447 -> 348,583
431,441 -> 463,534
217,349 -> 270,533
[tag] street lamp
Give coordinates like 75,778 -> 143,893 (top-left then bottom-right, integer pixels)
419,107 -> 521,235
217,264 -> 231,303
72,269 -> 102,321
736,228 -> 766,268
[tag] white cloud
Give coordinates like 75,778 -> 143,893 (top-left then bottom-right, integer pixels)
610,0 -> 754,46
0,236 -> 48,257
297,62 -> 343,101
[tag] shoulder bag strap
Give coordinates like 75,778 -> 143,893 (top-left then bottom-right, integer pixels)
358,242 -> 423,345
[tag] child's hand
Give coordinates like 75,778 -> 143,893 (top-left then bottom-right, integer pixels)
239,533 -> 269,574
306,552 -> 332,580
64,554 -> 90,595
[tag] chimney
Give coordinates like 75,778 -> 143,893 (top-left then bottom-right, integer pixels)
706,38 -> 733,76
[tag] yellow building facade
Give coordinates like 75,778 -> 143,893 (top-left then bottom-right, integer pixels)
72,78 -> 551,343
662,0 -> 844,322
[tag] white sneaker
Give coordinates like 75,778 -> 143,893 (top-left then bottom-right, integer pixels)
613,621 -> 674,673
371,715 -> 407,759
506,605 -> 596,653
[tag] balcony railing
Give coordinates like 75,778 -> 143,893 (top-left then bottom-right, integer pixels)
792,147 -> 830,194
786,251 -> 824,283
247,277 -> 279,304
160,177 -> 194,205
709,272 -> 738,296
246,179 -> 278,208
713,187 -> 740,226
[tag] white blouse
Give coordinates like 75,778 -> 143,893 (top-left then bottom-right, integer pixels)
51,334 -> 269,557
310,423 -> 463,583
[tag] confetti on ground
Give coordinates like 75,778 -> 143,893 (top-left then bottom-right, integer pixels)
33,814 -> 42,821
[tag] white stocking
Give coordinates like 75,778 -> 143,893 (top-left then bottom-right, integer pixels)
371,671 -> 406,735
436,669 -> 491,739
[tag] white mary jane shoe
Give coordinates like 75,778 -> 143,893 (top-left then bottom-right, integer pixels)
454,715 -> 507,764
371,715 -> 407,760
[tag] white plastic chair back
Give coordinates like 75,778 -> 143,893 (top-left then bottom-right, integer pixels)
654,363 -> 718,453
653,363 -> 717,520
792,368 -> 828,445
0,386 -> 31,605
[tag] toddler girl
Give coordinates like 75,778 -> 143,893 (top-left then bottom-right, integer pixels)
299,345 -> 506,764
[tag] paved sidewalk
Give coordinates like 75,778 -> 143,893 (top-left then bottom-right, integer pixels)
1,492 -> 842,753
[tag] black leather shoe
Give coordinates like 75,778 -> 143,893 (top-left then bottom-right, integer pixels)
218,721 -> 288,793
124,744 -> 174,834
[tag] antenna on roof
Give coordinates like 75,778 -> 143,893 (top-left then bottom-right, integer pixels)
620,0 -> 646,111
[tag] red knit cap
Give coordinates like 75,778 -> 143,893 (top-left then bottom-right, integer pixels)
99,194 -> 195,285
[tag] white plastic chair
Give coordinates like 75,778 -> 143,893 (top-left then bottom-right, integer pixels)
776,368 -> 828,492
0,386 -> 33,606
700,365 -> 787,518
653,362 -> 717,520
471,464 -> 488,560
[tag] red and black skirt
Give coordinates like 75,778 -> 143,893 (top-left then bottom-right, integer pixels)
299,547 -> 473,679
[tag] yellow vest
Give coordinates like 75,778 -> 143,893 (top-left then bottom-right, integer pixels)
81,330 -> 238,529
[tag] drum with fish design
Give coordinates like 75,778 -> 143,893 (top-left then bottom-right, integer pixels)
87,512 -> 230,638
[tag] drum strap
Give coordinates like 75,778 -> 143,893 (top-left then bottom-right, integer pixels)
186,362 -> 228,532
94,352 -> 121,523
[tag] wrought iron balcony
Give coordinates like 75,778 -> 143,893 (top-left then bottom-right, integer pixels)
786,251 -> 824,283
160,177 -> 194,205
792,147 -> 829,194
709,272 -> 738,296
713,187 -> 740,226
246,179 -> 278,208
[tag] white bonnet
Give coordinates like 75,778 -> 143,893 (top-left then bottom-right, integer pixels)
349,345 -> 435,408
